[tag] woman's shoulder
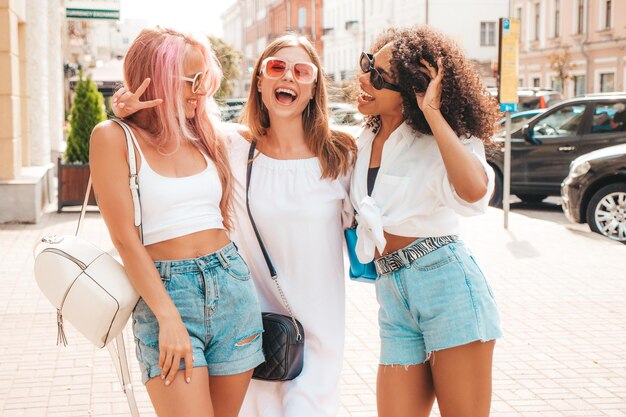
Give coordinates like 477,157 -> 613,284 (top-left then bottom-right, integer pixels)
219,122 -> 253,160
219,122 -> 251,143
90,119 -> 129,154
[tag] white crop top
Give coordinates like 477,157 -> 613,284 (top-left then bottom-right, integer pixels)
128,128 -> 224,245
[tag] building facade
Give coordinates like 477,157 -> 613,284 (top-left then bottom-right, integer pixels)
513,0 -> 626,97
222,1 -> 246,97
222,0 -> 324,98
321,0 -> 363,84
0,0 -> 65,223
323,0 -> 509,86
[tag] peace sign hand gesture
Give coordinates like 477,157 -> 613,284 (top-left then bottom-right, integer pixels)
111,78 -> 163,118
415,58 -> 444,114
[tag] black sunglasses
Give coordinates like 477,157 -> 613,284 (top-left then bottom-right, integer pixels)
360,52 -> 402,92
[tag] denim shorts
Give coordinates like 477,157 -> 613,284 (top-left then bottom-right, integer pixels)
375,239 -> 502,365
132,242 -> 265,384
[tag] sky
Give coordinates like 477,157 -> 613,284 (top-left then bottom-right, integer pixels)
119,0 -> 237,37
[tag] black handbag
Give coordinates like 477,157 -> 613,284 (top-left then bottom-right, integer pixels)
246,140 -> 305,381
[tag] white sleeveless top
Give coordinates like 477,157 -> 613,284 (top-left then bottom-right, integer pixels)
221,123 -> 352,417
128,129 -> 224,245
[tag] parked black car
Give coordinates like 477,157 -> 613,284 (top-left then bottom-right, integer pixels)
488,93 -> 626,207
561,144 -> 626,243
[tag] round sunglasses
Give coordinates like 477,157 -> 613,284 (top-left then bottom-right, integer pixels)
180,70 -> 208,94
359,52 -> 401,92
260,57 -> 318,84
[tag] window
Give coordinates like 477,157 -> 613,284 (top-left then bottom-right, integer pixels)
577,0 -> 584,33
591,102 -> 626,133
554,0 -> 560,37
574,75 -> 586,96
532,77 -> 541,88
534,3 -> 540,41
298,7 -> 307,28
603,0 -> 612,29
480,22 -> 496,46
600,73 -> 615,92
497,113 -> 542,137
551,77 -> 563,93
532,104 -> 586,137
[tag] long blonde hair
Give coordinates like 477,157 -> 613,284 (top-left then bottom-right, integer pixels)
122,27 -> 233,229
240,34 -> 356,179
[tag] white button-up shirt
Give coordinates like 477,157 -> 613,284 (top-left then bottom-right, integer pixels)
349,121 -> 495,263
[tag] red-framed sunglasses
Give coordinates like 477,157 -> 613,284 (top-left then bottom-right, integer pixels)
260,57 -> 318,84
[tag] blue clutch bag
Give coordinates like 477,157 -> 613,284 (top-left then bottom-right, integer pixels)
344,226 -> 377,283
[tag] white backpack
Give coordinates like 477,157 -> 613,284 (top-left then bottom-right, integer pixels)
33,119 -> 142,416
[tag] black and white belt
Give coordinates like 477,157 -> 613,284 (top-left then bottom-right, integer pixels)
374,235 -> 458,276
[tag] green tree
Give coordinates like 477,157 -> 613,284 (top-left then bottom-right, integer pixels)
65,71 -> 106,163
209,35 -> 242,100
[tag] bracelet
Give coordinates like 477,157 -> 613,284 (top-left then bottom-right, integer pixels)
427,103 -> 441,111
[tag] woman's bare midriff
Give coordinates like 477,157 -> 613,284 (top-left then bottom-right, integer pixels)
375,231 -> 419,259
145,229 -> 231,261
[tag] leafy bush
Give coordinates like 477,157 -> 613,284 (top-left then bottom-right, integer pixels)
64,71 -> 106,164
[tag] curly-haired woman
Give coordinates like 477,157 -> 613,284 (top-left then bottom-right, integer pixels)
350,26 -> 502,417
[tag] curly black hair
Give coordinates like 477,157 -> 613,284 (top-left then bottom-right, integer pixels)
368,26 -> 501,142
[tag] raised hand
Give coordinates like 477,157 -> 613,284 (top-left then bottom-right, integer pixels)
111,78 -> 163,118
415,58 -> 444,114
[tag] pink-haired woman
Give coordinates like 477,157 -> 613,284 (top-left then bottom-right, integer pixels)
90,27 -> 264,417
112,33 -> 357,417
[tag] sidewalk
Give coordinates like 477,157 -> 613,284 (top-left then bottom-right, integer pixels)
1,207 -> 625,416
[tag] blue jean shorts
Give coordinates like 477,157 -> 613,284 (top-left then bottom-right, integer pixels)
375,239 -> 502,365
132,242 -> 265,384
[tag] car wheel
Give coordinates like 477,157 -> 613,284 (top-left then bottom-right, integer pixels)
585,183 -> 626,243
489,169 -> 503,208
516,194 -> 547,204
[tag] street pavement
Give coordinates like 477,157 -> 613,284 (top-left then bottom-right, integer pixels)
1,206 -> 625,417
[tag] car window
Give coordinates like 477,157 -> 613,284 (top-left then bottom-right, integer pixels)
591,102 -> 626,133
511,114 -> 537,132
497,113 -> 537,136
532,104 -> 586,137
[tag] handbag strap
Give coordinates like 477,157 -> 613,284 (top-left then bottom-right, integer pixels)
246,140 -> 302,341
75,119 -> 143,242
107,333 -> 140,417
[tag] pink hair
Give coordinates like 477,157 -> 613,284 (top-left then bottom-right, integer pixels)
123,27 -> 233,229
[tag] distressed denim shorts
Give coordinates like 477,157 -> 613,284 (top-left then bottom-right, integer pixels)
132,242 -> 265,384
375,239 -> 502,365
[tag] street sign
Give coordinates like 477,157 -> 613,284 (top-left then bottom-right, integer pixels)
66,0 -> 120,20
500,103 -> 517,112
498,18 -> 520,112
498,17 -> 520,230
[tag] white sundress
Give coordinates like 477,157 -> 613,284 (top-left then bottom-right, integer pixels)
223,123 -> 351,417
